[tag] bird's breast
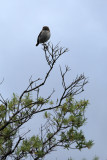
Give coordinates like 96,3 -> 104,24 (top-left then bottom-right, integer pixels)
39,31 -> 50,43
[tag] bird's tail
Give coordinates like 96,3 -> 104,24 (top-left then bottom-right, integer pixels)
36,43 -> 39,46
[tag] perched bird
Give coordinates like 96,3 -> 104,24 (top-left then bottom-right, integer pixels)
36,26 -> 51,46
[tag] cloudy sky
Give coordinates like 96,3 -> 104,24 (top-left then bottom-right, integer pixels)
0,0 -> 107,159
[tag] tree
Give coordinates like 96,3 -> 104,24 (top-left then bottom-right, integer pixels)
0,43 -> 93,160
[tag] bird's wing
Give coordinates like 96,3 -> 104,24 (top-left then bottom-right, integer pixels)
37,31 -> 42,44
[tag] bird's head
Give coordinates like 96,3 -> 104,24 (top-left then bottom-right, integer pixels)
42,26 -> 50,31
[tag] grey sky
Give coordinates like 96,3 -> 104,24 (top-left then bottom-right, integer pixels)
0,0 -> 107,159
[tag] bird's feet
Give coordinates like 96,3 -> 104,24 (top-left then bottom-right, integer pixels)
43,43 -> 48,51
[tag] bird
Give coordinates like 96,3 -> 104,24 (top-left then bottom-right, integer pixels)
36,26 -> 51,46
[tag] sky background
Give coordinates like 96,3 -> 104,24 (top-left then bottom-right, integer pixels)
0,0 -> 107,159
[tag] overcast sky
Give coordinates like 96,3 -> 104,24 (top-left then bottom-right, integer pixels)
0,0 -> 107,160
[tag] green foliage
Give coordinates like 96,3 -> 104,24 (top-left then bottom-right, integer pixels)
67,157 -> 99,160
44,111 -> 51,118
49,100 -> 54,105
0,90 -> 93,159
68,158 -> 73,160
43,96 -> 93,153
16,136 -> 43,158
93,156 -> 99,160
22,93 -> 33,107
37,97 -> 46,105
